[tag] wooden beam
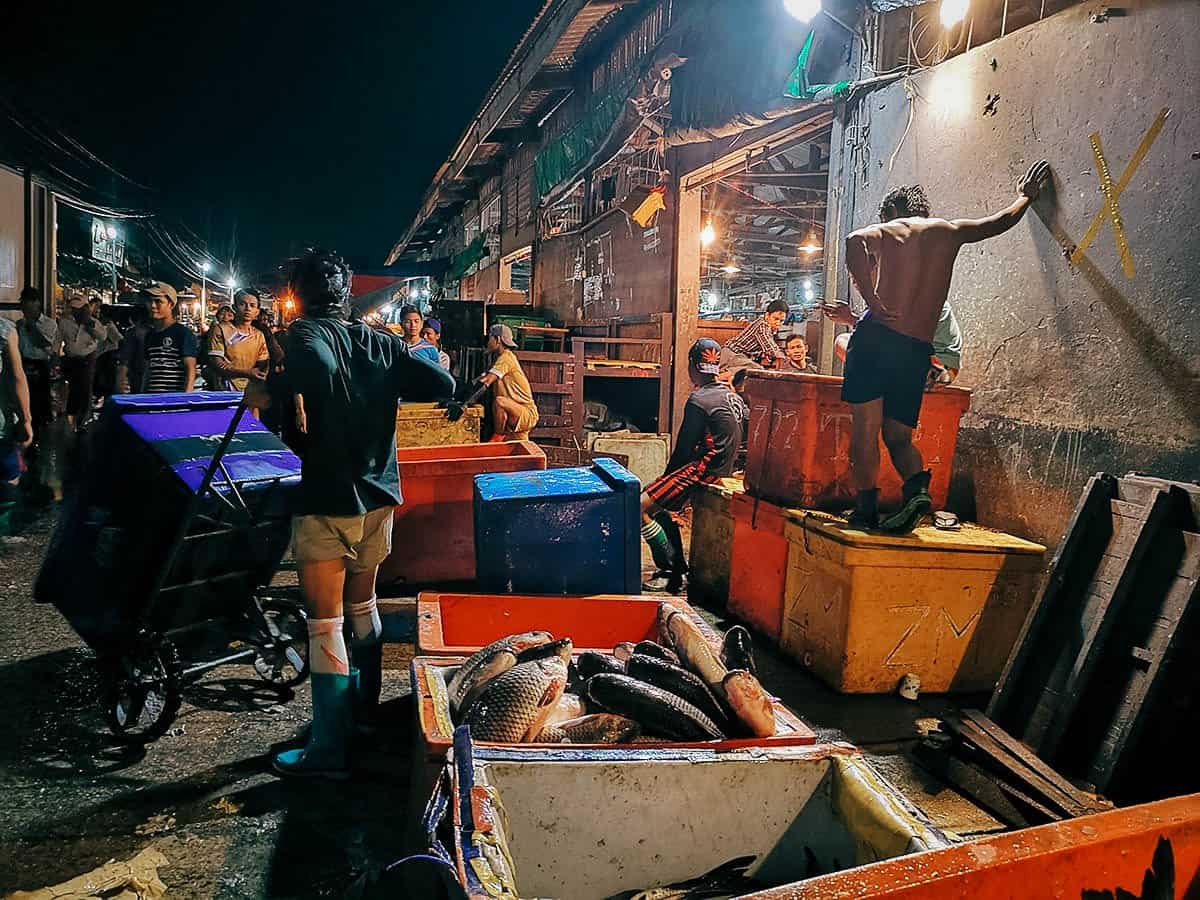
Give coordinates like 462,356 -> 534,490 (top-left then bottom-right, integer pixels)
724,172 -> 829,187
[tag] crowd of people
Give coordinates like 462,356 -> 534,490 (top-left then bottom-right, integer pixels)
0,271 -> 535,531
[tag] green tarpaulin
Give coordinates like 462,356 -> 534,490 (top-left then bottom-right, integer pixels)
446,233 -> 488,281
784,30 -> 851,101
533,84 -> 631,201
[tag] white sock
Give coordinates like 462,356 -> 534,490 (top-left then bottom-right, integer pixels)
308,616 -> 350,675
346,597 -> 382,644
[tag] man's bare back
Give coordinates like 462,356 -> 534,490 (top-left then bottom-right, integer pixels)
845,218 -> 963,343
839,161 -> 1051,344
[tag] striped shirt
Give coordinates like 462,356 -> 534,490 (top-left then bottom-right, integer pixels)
725,318 -> 786,361
143,323 -> 198,392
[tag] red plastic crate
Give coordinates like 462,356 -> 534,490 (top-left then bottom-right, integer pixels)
416,591 -> 703,657
378,441 -> 545,586
728,493 -> 798,641
743,371 -> 970,511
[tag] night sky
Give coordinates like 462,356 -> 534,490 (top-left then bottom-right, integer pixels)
3,0 -> 544,275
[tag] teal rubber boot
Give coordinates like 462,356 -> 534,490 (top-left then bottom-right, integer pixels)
880,470 -> 933,534
353,641 -> 384,735
273,671 -> 352,780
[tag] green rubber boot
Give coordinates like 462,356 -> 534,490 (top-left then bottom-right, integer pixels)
353,640 -> 384,734
880,470 -> 933,535
273,671 -> 352,780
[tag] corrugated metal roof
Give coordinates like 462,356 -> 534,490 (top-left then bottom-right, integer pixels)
545,2 -> 629,66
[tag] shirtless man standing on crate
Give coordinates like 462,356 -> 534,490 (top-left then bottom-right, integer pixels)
825,161 -> 1050,533
247,248 -> 453,779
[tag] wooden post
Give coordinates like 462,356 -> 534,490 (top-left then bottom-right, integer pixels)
671,183 -> 701,437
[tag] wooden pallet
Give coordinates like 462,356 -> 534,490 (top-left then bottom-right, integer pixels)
989,473 -> 1200,801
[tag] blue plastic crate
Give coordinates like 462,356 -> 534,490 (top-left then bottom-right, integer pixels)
472,458 -> 641,594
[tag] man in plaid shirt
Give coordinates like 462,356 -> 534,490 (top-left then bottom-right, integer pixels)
718,299 -> 790,378
641,338 -> 748,592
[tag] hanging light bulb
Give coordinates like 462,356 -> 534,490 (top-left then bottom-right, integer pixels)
783,0 -> 822,22
721,263 -> 741,275
700,218 -> 716,247
940,0 -> 969,27
799,231 -> 823,254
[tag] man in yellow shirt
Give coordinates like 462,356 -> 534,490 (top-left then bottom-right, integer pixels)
207,289 -> 269,391
444,324 -> 539,441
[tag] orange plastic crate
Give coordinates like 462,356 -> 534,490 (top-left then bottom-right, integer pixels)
728,493 -> 799,641
743,371 -> 970,511
412,655 -> 816,756
417,591 -> 703,657
378,441 -> 545,586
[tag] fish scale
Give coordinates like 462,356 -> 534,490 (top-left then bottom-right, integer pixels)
465,658 -> 567,743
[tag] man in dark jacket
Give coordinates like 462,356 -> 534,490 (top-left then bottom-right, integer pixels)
641,338 -> 748,592
248,248 -> 454,778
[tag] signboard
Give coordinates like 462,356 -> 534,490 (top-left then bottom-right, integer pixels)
91,218 -> 125,267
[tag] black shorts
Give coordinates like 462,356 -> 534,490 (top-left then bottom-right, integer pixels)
841,317 -> 934,428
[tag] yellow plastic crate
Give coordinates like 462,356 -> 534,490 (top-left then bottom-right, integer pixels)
395,402 -> 483,448
782,514 -> 1045,693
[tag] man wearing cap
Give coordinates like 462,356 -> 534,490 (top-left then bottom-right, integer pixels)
719,299 -> 791,379
444,323 -> 539,441
59,293 -> 103,430
641,338 -> 748,592
420,318 -> 451,371
141,282 -> 198,393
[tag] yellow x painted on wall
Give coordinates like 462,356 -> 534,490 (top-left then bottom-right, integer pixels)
1070,108 -> 1169,278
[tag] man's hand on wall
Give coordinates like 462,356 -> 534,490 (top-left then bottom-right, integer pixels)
1020,160 -> 1052,200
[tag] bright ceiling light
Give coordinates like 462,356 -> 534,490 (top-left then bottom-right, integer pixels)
721,264 -> 741,274
700,219 -> 716,247
105,224 -> 118,239
802,278 -> 812,289
199,260 -> 211,272
940,0 -> 969,27
784,0 -> 822,22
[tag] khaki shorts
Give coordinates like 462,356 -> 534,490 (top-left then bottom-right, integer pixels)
290,506 -> 394,574
495,398 -> 540,435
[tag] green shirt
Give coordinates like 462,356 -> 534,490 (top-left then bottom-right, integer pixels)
287,317 -> 455,516
932,302 -> 963,371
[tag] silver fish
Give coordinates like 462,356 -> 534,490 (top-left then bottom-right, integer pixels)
447,630 -> 552,711
543,692 -> 587,728
553,713 -> 641,744
465,657 -> 569,743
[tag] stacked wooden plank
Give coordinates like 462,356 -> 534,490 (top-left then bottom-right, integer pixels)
915,710 -> 1108,829
988,473 -> 1200,804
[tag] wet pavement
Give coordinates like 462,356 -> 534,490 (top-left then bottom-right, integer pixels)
0,506 -> 418,898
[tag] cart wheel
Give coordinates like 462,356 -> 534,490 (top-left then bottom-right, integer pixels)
253,600 -> 309,688
105,637 -> 182,744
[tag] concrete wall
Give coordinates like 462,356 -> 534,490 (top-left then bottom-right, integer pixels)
533,201 -> 677,324
829,0 -> 1199,546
